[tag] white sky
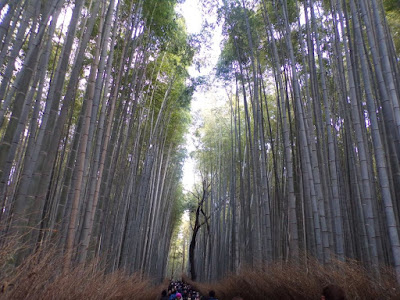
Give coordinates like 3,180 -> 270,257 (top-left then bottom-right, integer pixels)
176,0 -> 224,192
176,0 -> 203,34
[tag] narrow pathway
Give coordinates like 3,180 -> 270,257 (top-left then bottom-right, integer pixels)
163,281 -> 203,300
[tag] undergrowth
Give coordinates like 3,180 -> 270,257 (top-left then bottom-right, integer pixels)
184,258 -> 400,300
1,239 -> 400,299
0,241 -> 165,300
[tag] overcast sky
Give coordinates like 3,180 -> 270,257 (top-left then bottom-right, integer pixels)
176,0 -> 224,191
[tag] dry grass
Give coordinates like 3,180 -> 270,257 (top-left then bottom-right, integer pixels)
185,258 -> 400,300
0,244 -> 165,300
2,239 -> 400,300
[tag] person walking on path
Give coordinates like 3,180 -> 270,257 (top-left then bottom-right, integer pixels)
321,284 -> 346,300
206,290 -> 218,300
169,288 -> 177,300
160,290 -> 169,300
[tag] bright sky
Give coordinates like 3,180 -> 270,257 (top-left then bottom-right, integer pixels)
176,0 -> 223,192
176,0 -> 203,34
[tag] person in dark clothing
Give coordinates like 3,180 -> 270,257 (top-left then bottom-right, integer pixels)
208,290 -> 218,300
169,288 -> 177,300
321,284 -> 346,300
160,290 -> 169,300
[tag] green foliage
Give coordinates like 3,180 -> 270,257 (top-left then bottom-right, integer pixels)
143,0 -> 180,46
218,3 -> 263,67
384,0 -> 400,55
170,183 -> 186,223
260,0 -> 298,28
216,0 -> 304,81
216,40 -> 236,80
192,103 -> 235,179
384,0 -> 400,11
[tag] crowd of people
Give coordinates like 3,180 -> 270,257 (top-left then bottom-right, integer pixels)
160,281 -> 205,300
159,281 -> 346,300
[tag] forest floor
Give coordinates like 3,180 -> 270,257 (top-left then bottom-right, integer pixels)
1,244 -> 400,300
184,259 -> 400,300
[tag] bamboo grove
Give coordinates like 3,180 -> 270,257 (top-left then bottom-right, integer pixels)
189,0 -> 400,283
0,0 -> 196,281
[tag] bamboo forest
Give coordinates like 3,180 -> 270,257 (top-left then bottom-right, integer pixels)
1,0 -> 400,299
